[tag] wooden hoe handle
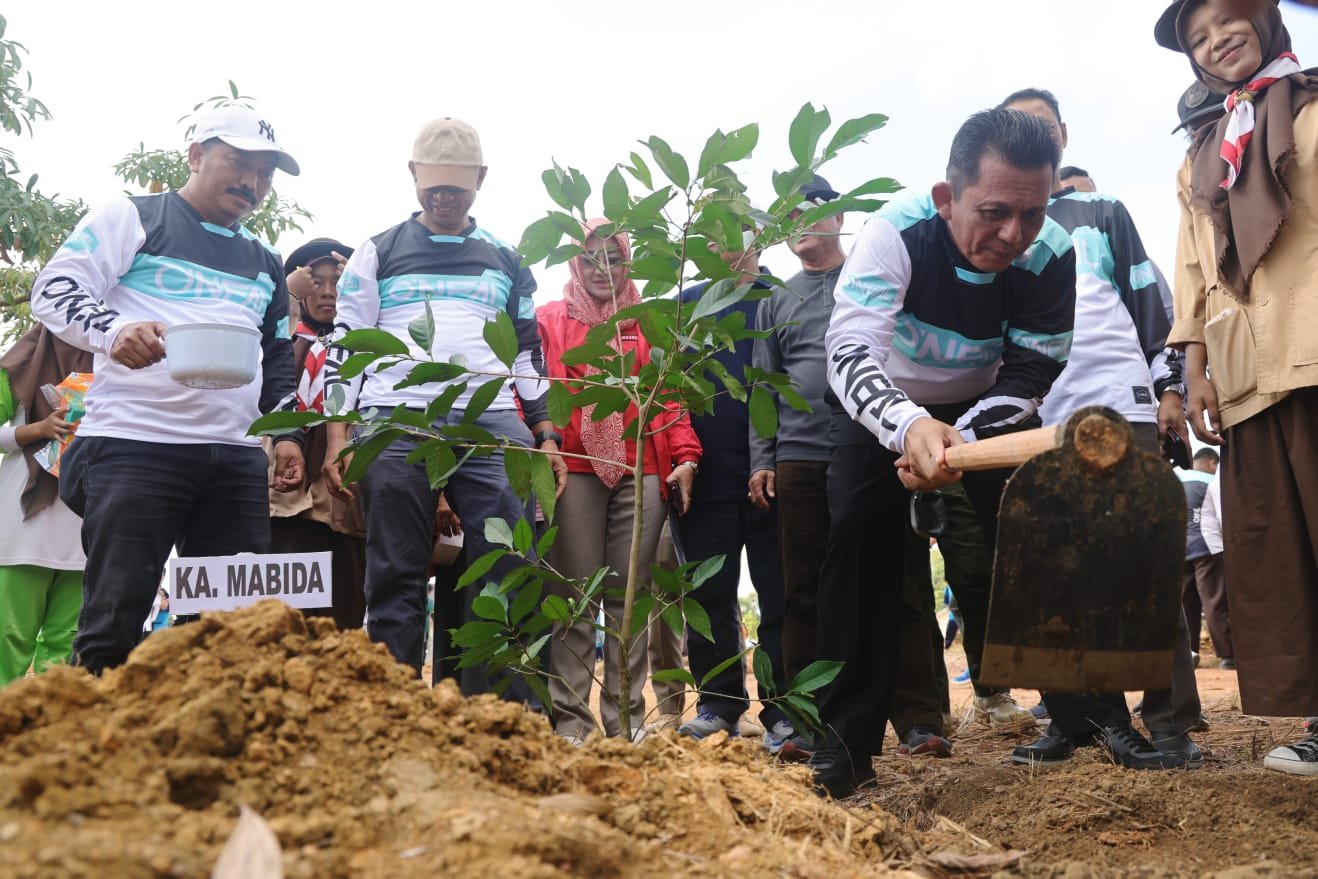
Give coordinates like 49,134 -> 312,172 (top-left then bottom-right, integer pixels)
942,424 -> 1064,472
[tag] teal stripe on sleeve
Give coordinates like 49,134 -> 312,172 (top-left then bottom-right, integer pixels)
1007,327 -> 1073,361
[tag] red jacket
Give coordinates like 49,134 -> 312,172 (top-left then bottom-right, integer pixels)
537,299 -> 701,499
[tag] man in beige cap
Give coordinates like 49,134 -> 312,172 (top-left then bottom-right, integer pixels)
322,118 -> 565,696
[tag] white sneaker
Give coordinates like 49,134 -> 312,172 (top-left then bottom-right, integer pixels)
1263,732 -> 1318,776
973,691 -> 1035,726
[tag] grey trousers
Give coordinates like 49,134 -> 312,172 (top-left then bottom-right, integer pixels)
548,474 -> 667,738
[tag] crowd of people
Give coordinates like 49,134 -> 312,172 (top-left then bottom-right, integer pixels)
1,0 -> 1314,802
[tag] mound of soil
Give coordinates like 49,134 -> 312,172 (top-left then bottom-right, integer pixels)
0,601 -> 917,878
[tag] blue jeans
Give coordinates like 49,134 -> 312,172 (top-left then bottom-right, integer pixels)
60,436 -> 270,673
357,408 -> 533,682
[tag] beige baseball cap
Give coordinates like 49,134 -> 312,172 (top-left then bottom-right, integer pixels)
411,118 -> 483,189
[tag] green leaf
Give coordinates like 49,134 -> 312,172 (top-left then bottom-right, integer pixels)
787,660 -> 844,695
341,428 -> 402,486
423,442 -> 457,489
541,163 -> 574,211
461,377 -> 507,425
823,113 -> 890,159
652,667 -> 698,687
626,151 -> 654,189
339,328 -> 408,356
523,674 -> 552,709
628,593 -> 655,638
472,593 -> 507,623
519,214 -> 566,266
457,549 -> 506,589
687,278 -> 747,323
771,167 -> 817,201
530,451 -> 557,524
660,601 -> 686,640
503,445 -> 532,500
407,297 -> 435,354
602,166 -> 630,218
788,103 -> 831,168
541,594 -> 571,624
547,381 -> 574,428
685,556 -> 727,590
506,581 -> 542,626
484,517 -> 515,549
752,646 -> 776,698
748,385 -> 778,439
450,620 -> 504,647
697,123 -> 759,177
643,135 -> 689,189
545,243 -> 584,269
698,649 -> 748,689
483,311 -> 518,368
560,341 -> 617,367
394,361 -> 467,390
782,693 -> 822,729
248,410 -> 322,435
683,597 -> 714,643
536,525 -> 558,558
425,381 -> 469,420
335,351 -> 382,381
512,517 -> 534,554
844,176 -> 903,198
563,166 -> 592,212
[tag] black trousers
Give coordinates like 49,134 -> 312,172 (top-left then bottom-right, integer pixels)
814,414 -> 911,755
671,497 -> 788,726
60,436 -> 270,673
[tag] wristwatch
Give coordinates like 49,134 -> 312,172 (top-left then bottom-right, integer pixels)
1163,382 -> 1186,398
678,460 -> 699,475
533,429 -> 563,447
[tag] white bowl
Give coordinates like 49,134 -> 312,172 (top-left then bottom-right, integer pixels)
165,322 -> 261,389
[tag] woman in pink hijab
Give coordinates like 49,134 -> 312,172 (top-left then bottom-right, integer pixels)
537,219 -> 701,740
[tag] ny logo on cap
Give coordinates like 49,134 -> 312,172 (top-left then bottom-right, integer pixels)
258,120 -> 276,143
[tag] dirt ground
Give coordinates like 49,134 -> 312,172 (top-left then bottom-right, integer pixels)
0,601 -> 1312,879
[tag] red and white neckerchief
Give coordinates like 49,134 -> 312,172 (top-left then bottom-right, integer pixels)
294,322 -> 328,413
1219,52 -> 1302,189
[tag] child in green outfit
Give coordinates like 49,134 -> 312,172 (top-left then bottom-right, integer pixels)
0,327 -> 93,685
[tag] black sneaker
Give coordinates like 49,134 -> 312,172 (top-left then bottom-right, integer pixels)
808,740 -> 876,799
1263,731 -> 1318,776
1011,728 -> 1076,765
897,724 -> 952,758
1102,724 -> 1186,769
1148,731 -> 1204,768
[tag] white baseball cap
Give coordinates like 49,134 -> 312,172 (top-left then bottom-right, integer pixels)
191,106 -> 300,176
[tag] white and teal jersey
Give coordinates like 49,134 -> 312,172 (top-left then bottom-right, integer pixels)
826,191 -> 1076,454
326,215 -> 547,422
1038,189 -> 1181,428
30,193 -> 294,446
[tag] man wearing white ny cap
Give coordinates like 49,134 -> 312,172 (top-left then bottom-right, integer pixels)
323,118 -> 565,690
30,105 -> 305,673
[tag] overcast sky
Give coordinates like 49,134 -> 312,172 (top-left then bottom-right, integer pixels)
10,0 -> 1318,299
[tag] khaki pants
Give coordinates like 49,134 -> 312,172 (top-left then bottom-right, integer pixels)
548,474 -> 667,738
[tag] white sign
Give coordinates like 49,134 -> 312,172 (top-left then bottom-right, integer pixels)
169,552 -> 333,614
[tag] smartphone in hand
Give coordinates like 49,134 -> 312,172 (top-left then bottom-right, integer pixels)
668,481 -> 687,516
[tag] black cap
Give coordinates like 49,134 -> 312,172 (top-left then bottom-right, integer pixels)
1155,0 -> 1189,52
1157,0 -> 1279,52
1173,80 -> 1229,133
799,174 -> 841,205
283,238 -> 353,276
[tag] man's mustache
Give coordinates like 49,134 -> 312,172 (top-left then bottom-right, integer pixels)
227,186 -> 259,206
